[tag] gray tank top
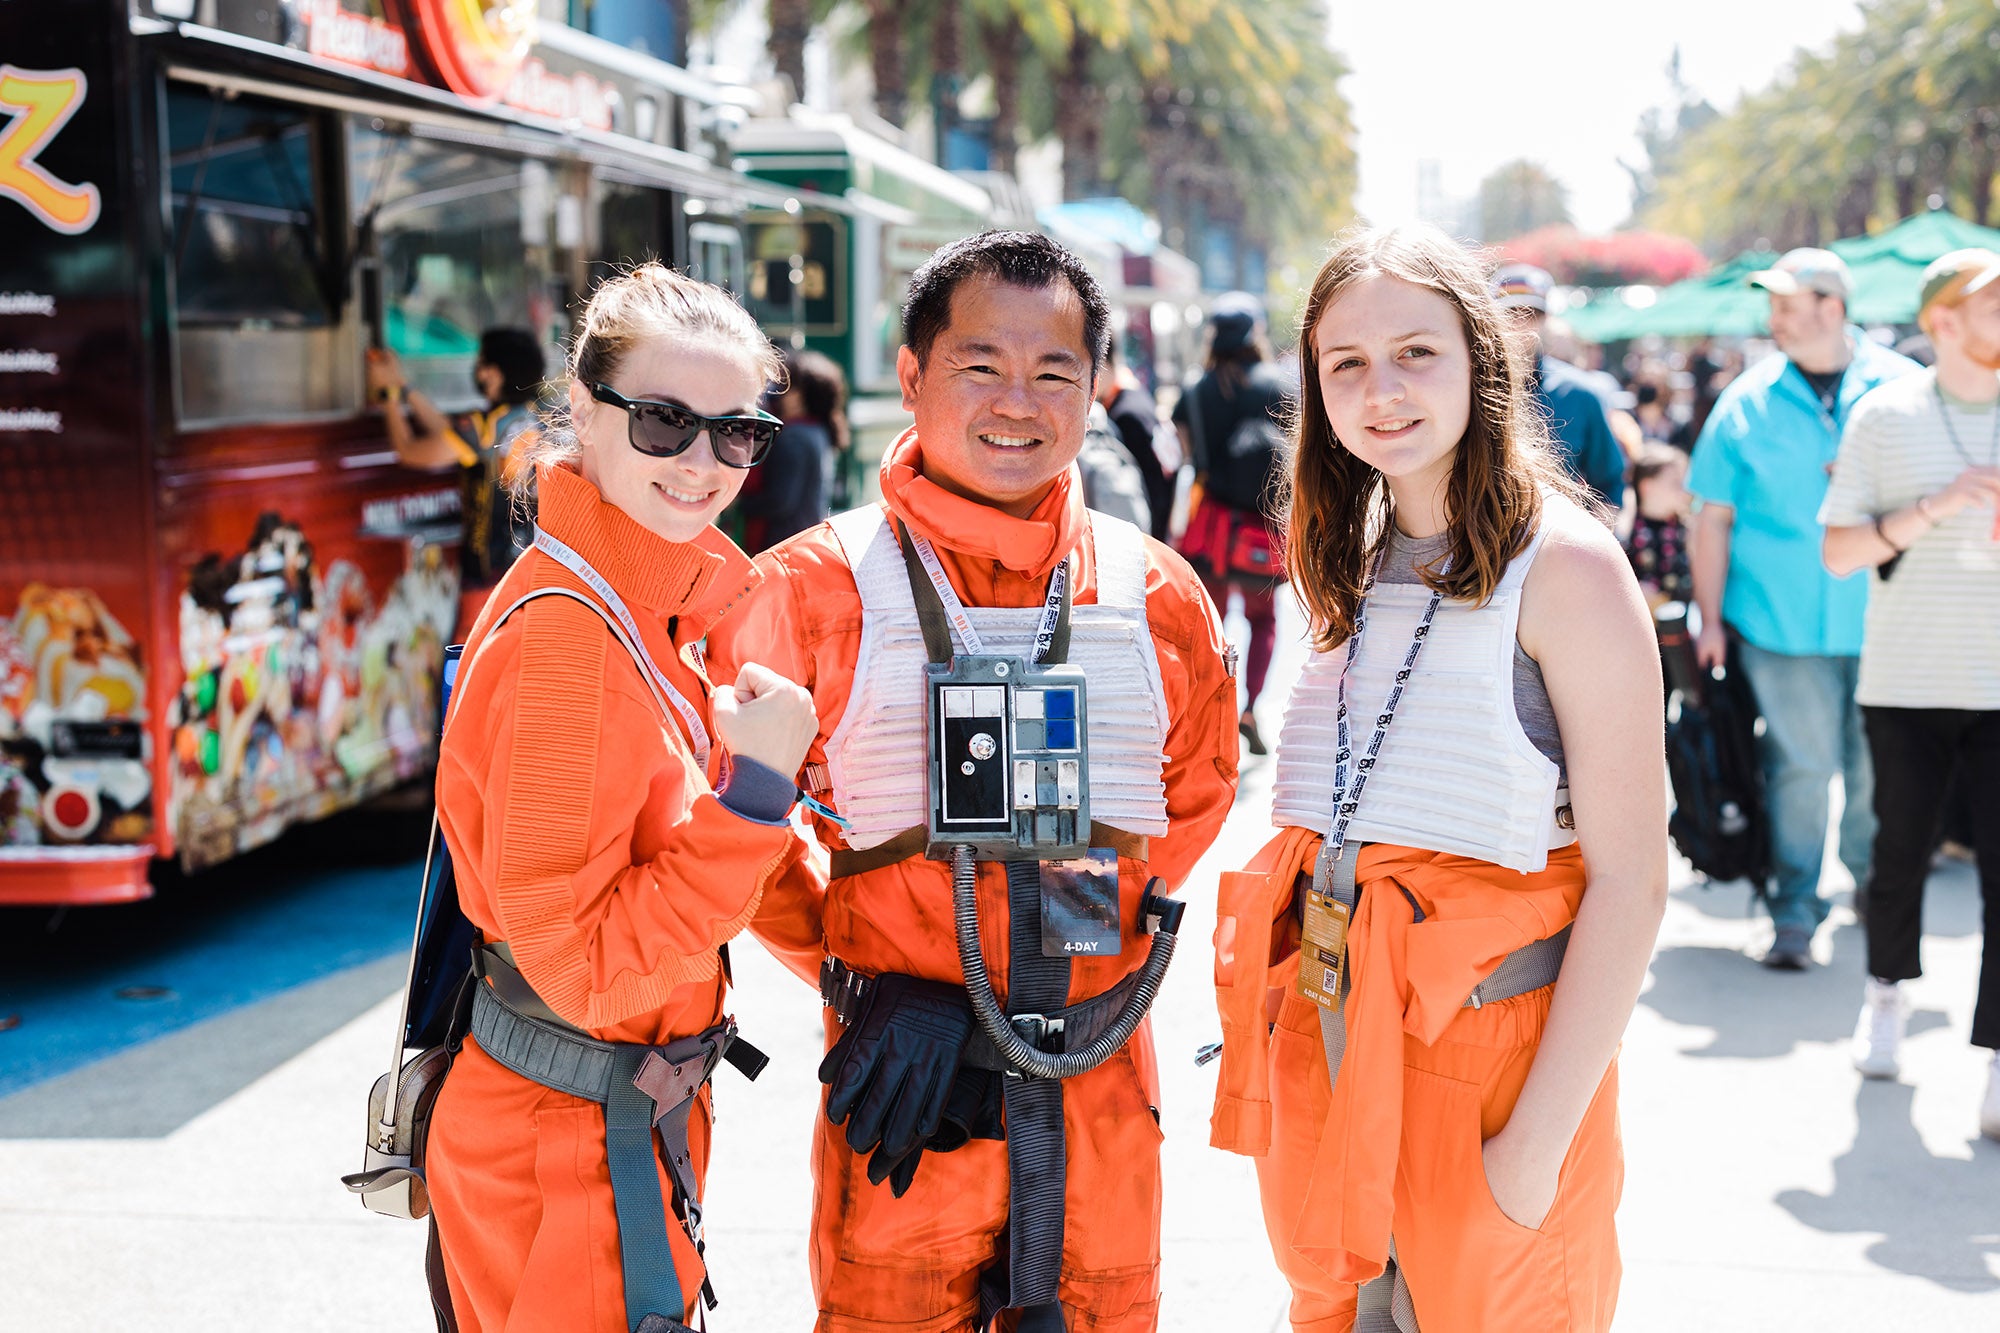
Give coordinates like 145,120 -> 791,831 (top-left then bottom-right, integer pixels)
1378,527 -> 1565,776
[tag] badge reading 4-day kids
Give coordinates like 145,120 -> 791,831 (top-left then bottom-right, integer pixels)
1041,849 -> 1122,957
1295,885 -> 1351,1010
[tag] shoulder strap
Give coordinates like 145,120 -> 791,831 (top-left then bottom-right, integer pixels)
450,586 -> 676,734
390,588 -> 676,1067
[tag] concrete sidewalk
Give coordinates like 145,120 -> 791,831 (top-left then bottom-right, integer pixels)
3,597 -> 1995,1328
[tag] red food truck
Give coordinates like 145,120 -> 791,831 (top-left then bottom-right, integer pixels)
0,0 -> 812,904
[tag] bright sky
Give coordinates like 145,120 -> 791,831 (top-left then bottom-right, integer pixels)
1329,0 -> 1867,234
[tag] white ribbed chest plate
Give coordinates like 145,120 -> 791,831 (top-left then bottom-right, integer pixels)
823,505 -> 1171,851
1270,511 -> 1579,872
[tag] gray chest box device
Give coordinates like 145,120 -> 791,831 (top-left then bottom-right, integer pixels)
925,654 -> 1091,862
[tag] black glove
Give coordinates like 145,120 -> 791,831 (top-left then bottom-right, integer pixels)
862,1066 -> 1006,1197
818,972 -> 975,1165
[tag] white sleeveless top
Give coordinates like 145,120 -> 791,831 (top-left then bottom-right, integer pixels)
823,504 -> 1172,851
1270,497 -> 1589,872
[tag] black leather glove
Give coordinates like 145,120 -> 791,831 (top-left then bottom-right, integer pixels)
819,972 -> 975,1166
862,1066 -> 1005,1197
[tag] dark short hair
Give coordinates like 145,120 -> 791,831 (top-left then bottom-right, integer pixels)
902,230 -> 1110,379
779,345 -> 850,450
479,327 -> 548,404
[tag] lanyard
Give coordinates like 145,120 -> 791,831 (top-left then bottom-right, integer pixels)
1327,544 -> 1447,860
1934,382 -> 2000,468
907,530 -> 1070,663
532,527 -> 712,772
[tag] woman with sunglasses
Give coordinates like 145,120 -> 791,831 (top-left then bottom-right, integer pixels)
423,263 -> 824,1333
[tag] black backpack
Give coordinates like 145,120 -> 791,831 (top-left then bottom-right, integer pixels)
1659,607 -> 1771,887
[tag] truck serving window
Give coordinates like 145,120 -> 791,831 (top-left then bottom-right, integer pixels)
351,123 -> 562,410
165,85 -> 358,425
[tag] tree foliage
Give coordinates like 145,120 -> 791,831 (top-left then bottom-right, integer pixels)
1478,160 -> 1570,243
1645,0 -> 2000,253
742,0 -> 1356,276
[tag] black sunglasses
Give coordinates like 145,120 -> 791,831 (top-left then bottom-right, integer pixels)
588,382 -> 783,468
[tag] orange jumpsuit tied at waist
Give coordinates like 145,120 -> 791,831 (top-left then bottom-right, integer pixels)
708,429 -> 1240,1333
1213,834 -> 1622,1333
425,462 -> 823,1333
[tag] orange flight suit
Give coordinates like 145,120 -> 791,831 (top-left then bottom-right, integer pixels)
1213,834 -> 1622,1333
426,462 -> 824,1333
707,429 -> 1240,1333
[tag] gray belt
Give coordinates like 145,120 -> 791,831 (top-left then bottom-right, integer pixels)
819,955 -> 1146,1072
468,950 -> 767,1332
1312,843 -> 1570,1333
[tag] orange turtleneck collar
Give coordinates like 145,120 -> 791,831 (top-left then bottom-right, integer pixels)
534,461 -> 760,638
879,426 -> 1084,580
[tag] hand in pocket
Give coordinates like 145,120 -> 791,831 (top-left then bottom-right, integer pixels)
1481,1125 -> 1560,1231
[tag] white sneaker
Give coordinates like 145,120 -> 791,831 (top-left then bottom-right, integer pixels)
1980,1053 -> 2000,1142
1852,978 -> 1907,1080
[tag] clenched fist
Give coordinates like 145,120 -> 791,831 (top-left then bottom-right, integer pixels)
712,661 -> 817,778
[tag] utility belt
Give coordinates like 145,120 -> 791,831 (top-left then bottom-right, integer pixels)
820,956 -> 1150,1073
827,823 -> 1148,881
470,945 -> 768,1332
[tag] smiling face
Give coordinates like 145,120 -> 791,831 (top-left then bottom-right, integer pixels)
1311,274 -> 1474,511
567,335 -> 765,544
897,275 -> 1095,517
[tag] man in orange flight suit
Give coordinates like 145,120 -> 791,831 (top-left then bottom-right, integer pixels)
709,231 -> 1238,1332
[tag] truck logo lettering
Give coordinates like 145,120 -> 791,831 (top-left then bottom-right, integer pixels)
0,67 -> 101,236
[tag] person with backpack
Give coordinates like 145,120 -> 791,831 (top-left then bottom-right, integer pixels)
1173,293 -> 1294,754
1210,225 -> 1666,1331
1096,339 -> 1179,540
422,264 -> 822,1333
1075,399 -> 1154,531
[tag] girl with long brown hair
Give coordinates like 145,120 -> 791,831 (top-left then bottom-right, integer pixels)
1209,225 -> 1666,1330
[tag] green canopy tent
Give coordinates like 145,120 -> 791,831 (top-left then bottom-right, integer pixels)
1563,250 -> 1777,342
1569,210 -> 2000,343
1830,209 -> 2000,324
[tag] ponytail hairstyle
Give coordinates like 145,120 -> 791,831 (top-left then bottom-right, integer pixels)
1278,224 -> 1583,651
509,263 -> 784,499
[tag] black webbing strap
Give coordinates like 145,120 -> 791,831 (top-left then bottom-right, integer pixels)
996,857 -> 1071,1318
892,514 -> 1078,1321
895,518 -> 958,665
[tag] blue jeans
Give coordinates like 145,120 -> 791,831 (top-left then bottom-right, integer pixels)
1735,639 -> 1876,934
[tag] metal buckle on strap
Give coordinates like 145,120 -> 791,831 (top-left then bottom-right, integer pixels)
819,957 -> 873,1026
1008,1012 -> 1065,1053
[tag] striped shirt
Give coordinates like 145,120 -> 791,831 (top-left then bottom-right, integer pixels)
1821,368 -> 2000,709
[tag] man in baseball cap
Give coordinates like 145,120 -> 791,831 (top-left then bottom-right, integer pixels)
1686,244 -> 1921,971
1491,262 -> 1627,505
1747,247 -> 1854,301
1917,247 -> 2000,343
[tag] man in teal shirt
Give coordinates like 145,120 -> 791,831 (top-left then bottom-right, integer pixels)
1688,248 -> 1921,969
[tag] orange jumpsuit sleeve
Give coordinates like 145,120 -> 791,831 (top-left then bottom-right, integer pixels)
707,550 -> 834,986
446,594 -> 798,1032
1141,540 -> 1240,890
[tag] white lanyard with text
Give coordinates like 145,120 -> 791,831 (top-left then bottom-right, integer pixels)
532,527 -> 713,772
907,530 -> 1070,662
1327,545 -> 1448,860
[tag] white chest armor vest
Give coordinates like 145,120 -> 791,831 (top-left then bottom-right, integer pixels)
824,504 -> 1172,851
1270,502 -> 1584,873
